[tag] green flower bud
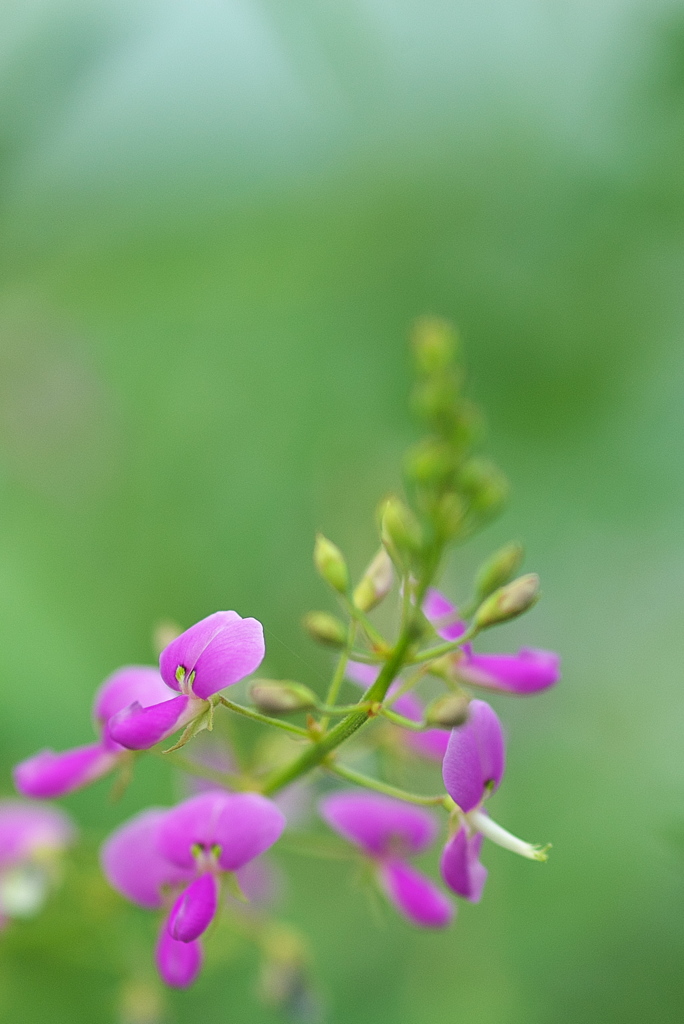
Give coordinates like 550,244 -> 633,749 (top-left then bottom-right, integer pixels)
379,497 -> 422,562
353,548 -> 394,612
249,680 -> 318,715
411,316 -> 458,375
404,439 -> 455,487
302,611 -> 348,647
425,693 -> 470,728
313,533 -> 349,594
433,491 -> 465,540
459,459 -> 509,517
474,573 -> 540,630
475,542 -> 524,601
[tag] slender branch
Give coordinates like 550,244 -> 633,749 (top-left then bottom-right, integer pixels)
218,697 -> 310,737
379,707 -> 426,731
409,625 -> 478,664
319,622 -> 357,732
342,597 -> 388,651
325,761 -> 449,808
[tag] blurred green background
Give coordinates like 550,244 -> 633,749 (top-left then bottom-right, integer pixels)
0,0 -> 683,1021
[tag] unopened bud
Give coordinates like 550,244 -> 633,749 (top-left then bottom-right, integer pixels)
249,680 -> 318,714
459,459 -> 509,517
302,611 -> 348,647
404,439 -> 455,486
353,548 -> 394,612
313,534 -> 349,594
380,497 -> 422,562
475,542 -> 524,601
425,693 -> 470,728
474,573 -> 540,629
434,491 -> 465,539
412,316 -> 458,375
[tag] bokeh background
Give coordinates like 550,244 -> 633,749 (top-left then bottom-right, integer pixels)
0,0 -> 683,1021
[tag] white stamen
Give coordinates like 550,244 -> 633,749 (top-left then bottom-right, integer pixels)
468,810 -> 549,861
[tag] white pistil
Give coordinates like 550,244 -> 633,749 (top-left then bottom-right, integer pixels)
468,809 -> 550,862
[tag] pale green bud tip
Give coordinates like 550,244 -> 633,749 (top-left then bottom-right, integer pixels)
411,316 -> 458,374
302,611 -> 348,647
313,534 -> 349,593
475,541 -> 524,600
249,680 -> 318,714
380,497 -> 422,559
425,693 -> 470,728
353,548 -> 394,612
474,573 -> 540,629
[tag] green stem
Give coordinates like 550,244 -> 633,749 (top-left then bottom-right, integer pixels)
319,623 -> 357,732
410,625 -> 478,664
326,761 -> 449,807
343,597 -> 388,651
317,702 -> 371,716
261,628 -> 415,795
218,697 -> 310,737
379,707 -> 426,731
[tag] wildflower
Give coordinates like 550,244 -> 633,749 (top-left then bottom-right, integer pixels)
440,699 -> 548,902
319,791 -> 452,928
345,661 -> 451,761
14,666 -> 175,798
0,800 -> 75,926
423,587 -> 560,694
108,611 -> 265,751
101,790 -> 285,987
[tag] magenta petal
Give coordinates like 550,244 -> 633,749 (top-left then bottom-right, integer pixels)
458,648 -> 560,694
107,695 -> 198,750
157,792 -> 285,871
422,588 -> 467,641
159,611 -> 265,698
405,728 -> 451,762
440,826 -> 488,902
0,801 -> 75,868
379,859 -> 453,928
13,744 -> 118,798
319,791 -> 437,857
168,873 -> 218,942
93,666 -> 176,729
442,699 -> 505,812
101,808 -> 194,909
345,661 -> 380,688
156,924 -> 203,988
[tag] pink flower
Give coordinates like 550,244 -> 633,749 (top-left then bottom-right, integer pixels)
0,800 -> 75,925
319,790 -> 453,928
101,791 -> 285,988
108,611 -> 265,751
14,667 -> 174,798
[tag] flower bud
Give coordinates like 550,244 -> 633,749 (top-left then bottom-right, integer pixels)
313,534 -> 349,594
411,316 -> 458,375
249,680 -> 318,715
433,492 -> 465,540
403,439 -> 455,487
425,693 -> 470,728
380,497 -> 422,562
459,459 -> 509,517
353,548 -> 394,612
473,573 -> 540,629
302,611 -> 348,647
474,542 -> 524,601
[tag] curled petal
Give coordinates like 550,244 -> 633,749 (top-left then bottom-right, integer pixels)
93,666 -> 176,734
159,611 -> 265,699
13,744 -> 118,799
101,808 -> 194,909
319,791 -> 437,858
457,648 -> 560,695
168,873 -> 218,942
422,588 -> 467,642
0,801 -> 75,869
379,858 -> 453,928
440,825 -> 488,902
156,923 -> 203,988
442,699 -> 505,812
157,792 -> 285,872
107,695 -> 200,750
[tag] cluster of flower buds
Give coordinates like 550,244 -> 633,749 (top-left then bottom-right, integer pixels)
6,319 -> 560,1009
